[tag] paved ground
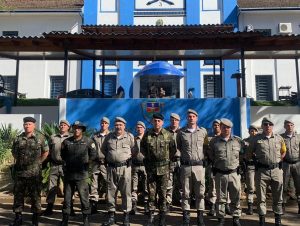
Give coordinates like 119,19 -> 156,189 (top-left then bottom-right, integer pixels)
0,192 -> 299,226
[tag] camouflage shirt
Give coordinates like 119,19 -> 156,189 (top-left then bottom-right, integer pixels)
280,132 -> 300,162
12,132 -> 49,177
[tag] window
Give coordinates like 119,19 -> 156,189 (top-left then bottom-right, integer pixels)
100,60 -> 117,66
139,60 -> 146,66
2,31 -> 18,36
203,74 -> 222,98
173,60 -> 182,65
99,75 -> 117,96
254,29 -> 271,36
2,76 -> 16,92
204,60 -> 221,65
50,76 -> 64,98
255,75 -> 273,101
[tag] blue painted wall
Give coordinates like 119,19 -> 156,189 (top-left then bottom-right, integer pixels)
186,0 -> 201,98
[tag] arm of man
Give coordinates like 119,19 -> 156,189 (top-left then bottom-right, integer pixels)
40,136 -> 49,163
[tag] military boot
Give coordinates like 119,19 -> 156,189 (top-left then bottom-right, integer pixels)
246,202 -> 253,215
43,203 -> 54,216
60,214 -> 69,226
225,203 -> 232,215
130,200 -> 137,215
232,216 -> 241,226
147,211 -> 155,226
10,212 -> 23,226
275,214 -> 282,226
122,212 -> 130,226
216,218 -> 225,226
182,210 -> 190,226
158,211 -> 166,226
83,214 -> 90,226
90,200 -> 98,215
144,202 -> 150,215
102,211 -> 115,226
207,203 -> 216,216
31,213 -> 39,226
197,210 -> 205,226
259,215 -> 265,226
166,202 -> 170,213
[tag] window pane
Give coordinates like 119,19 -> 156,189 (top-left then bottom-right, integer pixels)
204,74 -> 222,98
173,60 -> 181,65
2,31 -> 18,36
204,60 -> 220,65
100,60 -> 116,66
99,75 -> 117,96
139,60 -> 146,66
2,76 -> 16,92
50,76 -> 64,98
255,75 -> 273,101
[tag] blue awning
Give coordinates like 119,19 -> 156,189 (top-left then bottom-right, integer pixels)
135,61 -> 184,77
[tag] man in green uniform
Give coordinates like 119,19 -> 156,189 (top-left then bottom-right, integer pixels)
141,113 -> 176,226
60,121 -> 97,226
250,117 -> 286,226
10,116 -> 49,226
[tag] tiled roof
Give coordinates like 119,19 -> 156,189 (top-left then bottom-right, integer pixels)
238,0 -> 300,8
0,0 -> 83,10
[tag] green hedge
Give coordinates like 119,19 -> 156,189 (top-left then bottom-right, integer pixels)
16,98 -> 59,106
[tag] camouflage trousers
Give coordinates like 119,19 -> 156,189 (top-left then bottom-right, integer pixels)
46,164 -> 64,204
148,172 -> 169,212
13,175 -> 42,213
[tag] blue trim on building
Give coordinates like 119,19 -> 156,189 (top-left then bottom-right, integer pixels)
223,0 -> 238,29
82,0 -> 98,88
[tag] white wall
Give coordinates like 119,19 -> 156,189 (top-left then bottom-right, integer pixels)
0,114 -> 42,131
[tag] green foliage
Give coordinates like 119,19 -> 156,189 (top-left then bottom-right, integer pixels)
16,98 -> 59,106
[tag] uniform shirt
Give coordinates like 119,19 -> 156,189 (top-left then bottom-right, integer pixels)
132,135 -> 145,163
250,133 -> 286,166
243,136 -> 256,162
12,132 -> 49,177
61,136 -> 97,180
93,131 -> 110,161
101,131 -> 135,163
49,132 -> 70,164
209,135 -> 243,171
166,126 -> 181,159
280,132 -> 300,162
177,126 -> 208,162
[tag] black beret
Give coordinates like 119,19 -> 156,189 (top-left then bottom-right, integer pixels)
153,113 -> 164,120
72,121 -> 86,132
23,116 -> 36,123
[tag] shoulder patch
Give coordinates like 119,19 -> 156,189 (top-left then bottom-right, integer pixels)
91,143 -> 96,149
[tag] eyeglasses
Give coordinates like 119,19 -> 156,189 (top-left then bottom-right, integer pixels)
263,123 -> 273,126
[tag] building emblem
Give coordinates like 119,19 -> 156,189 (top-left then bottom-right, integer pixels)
146,0 -> 174,6
141,101 -> 165,123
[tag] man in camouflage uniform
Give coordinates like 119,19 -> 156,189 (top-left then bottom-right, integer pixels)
10,116 -> 49,226
141,113 -> 176,226
43,119 -> 71,216
90,117 -> 110,214
250,117 -> 286,226
166,113 -> 181,211
177,109 -> 207,226
242,125 -> 258,215
281,119 -> 300,214
101,117 -> 135,226
208,118 -> 243,226
60,121 -> 97,226
130,121 -> 149,215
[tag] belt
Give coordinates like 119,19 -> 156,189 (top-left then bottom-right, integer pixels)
172,157 -> 181,162
245,161 -> 255,166
284,159 -> 300,164
214,168 -> 237,174
108,159 -> 131,168
154,161 -> 169,167
256,162 -> 279,170
132,160 -> 144,166
181,160 -> 203,166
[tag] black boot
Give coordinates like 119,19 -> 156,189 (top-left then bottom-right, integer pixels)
166,202 -> 170,213
70,202 -> 76,217
232,216 -> 241,226
275,214 -> 282,226
123,212 -> 130,226
197,210 -> 205,226
144,202 -> 150,215
216,218 -> 225,226
298,203 -> 300,214
147,211 -> 155,226
60,214 -> 69,226
158,211 -> 166,226
90,200 -> 98,215
10,213 -> 23,226
259,215 -> 265,226
182,210 -> 190,226
208,203 -> 216,216
83,214 -> 90,226
43,203 -> 54,216
246,203 -> 253,215
225,203 -> 232,215
102,212 -> 115,226
31,213 -> 39,226
130,200 -> 137,215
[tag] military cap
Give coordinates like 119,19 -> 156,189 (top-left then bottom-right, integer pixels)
187,109 -> 198,116
101,117 -> 110,124
261,117 -> 274,125
248,125 -> 258,131
60,119 -> 70,127
170,113 -> 180,121
115,117 -> 126,124
136,121 -> 146,129
23,116 -> 36,123
153,113 -> 164,120
72,121 -> 86,132
220,118 -> 233,128
284,119 -> 294,125
213,119 -> 221,124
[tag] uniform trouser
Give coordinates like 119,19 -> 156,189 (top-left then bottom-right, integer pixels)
166,160 -> 181,204
13,175 -> 42,213
148,172 -> 169,212
63,178 -> 90,215
255,167 -> 283,215
131,165 -> 148,202
46,164 -> 64,204
90,163 -> 107,202
215,172 -> 241,218
107,165 -> 132,212
181,165 -> 205,211
245,166 -> 255,204
283,161 -> 300,203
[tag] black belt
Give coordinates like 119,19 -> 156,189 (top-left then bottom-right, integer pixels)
245,161 -> 255,166
256,162 -> 279,170
132,160 -> 144,166
108,159 -> 131,168
181,160 -> 203,166
214,168 -> 237,174
284,159 -> 300,164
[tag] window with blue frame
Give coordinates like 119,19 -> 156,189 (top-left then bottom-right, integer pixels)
99,75 -> 117,96
203,60 -> 221,65
50,76 -> 64,98
100,60 -> 117,66
173,60 -> 182,65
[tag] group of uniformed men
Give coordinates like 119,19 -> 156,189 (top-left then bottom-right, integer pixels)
9,110 -> 300,226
